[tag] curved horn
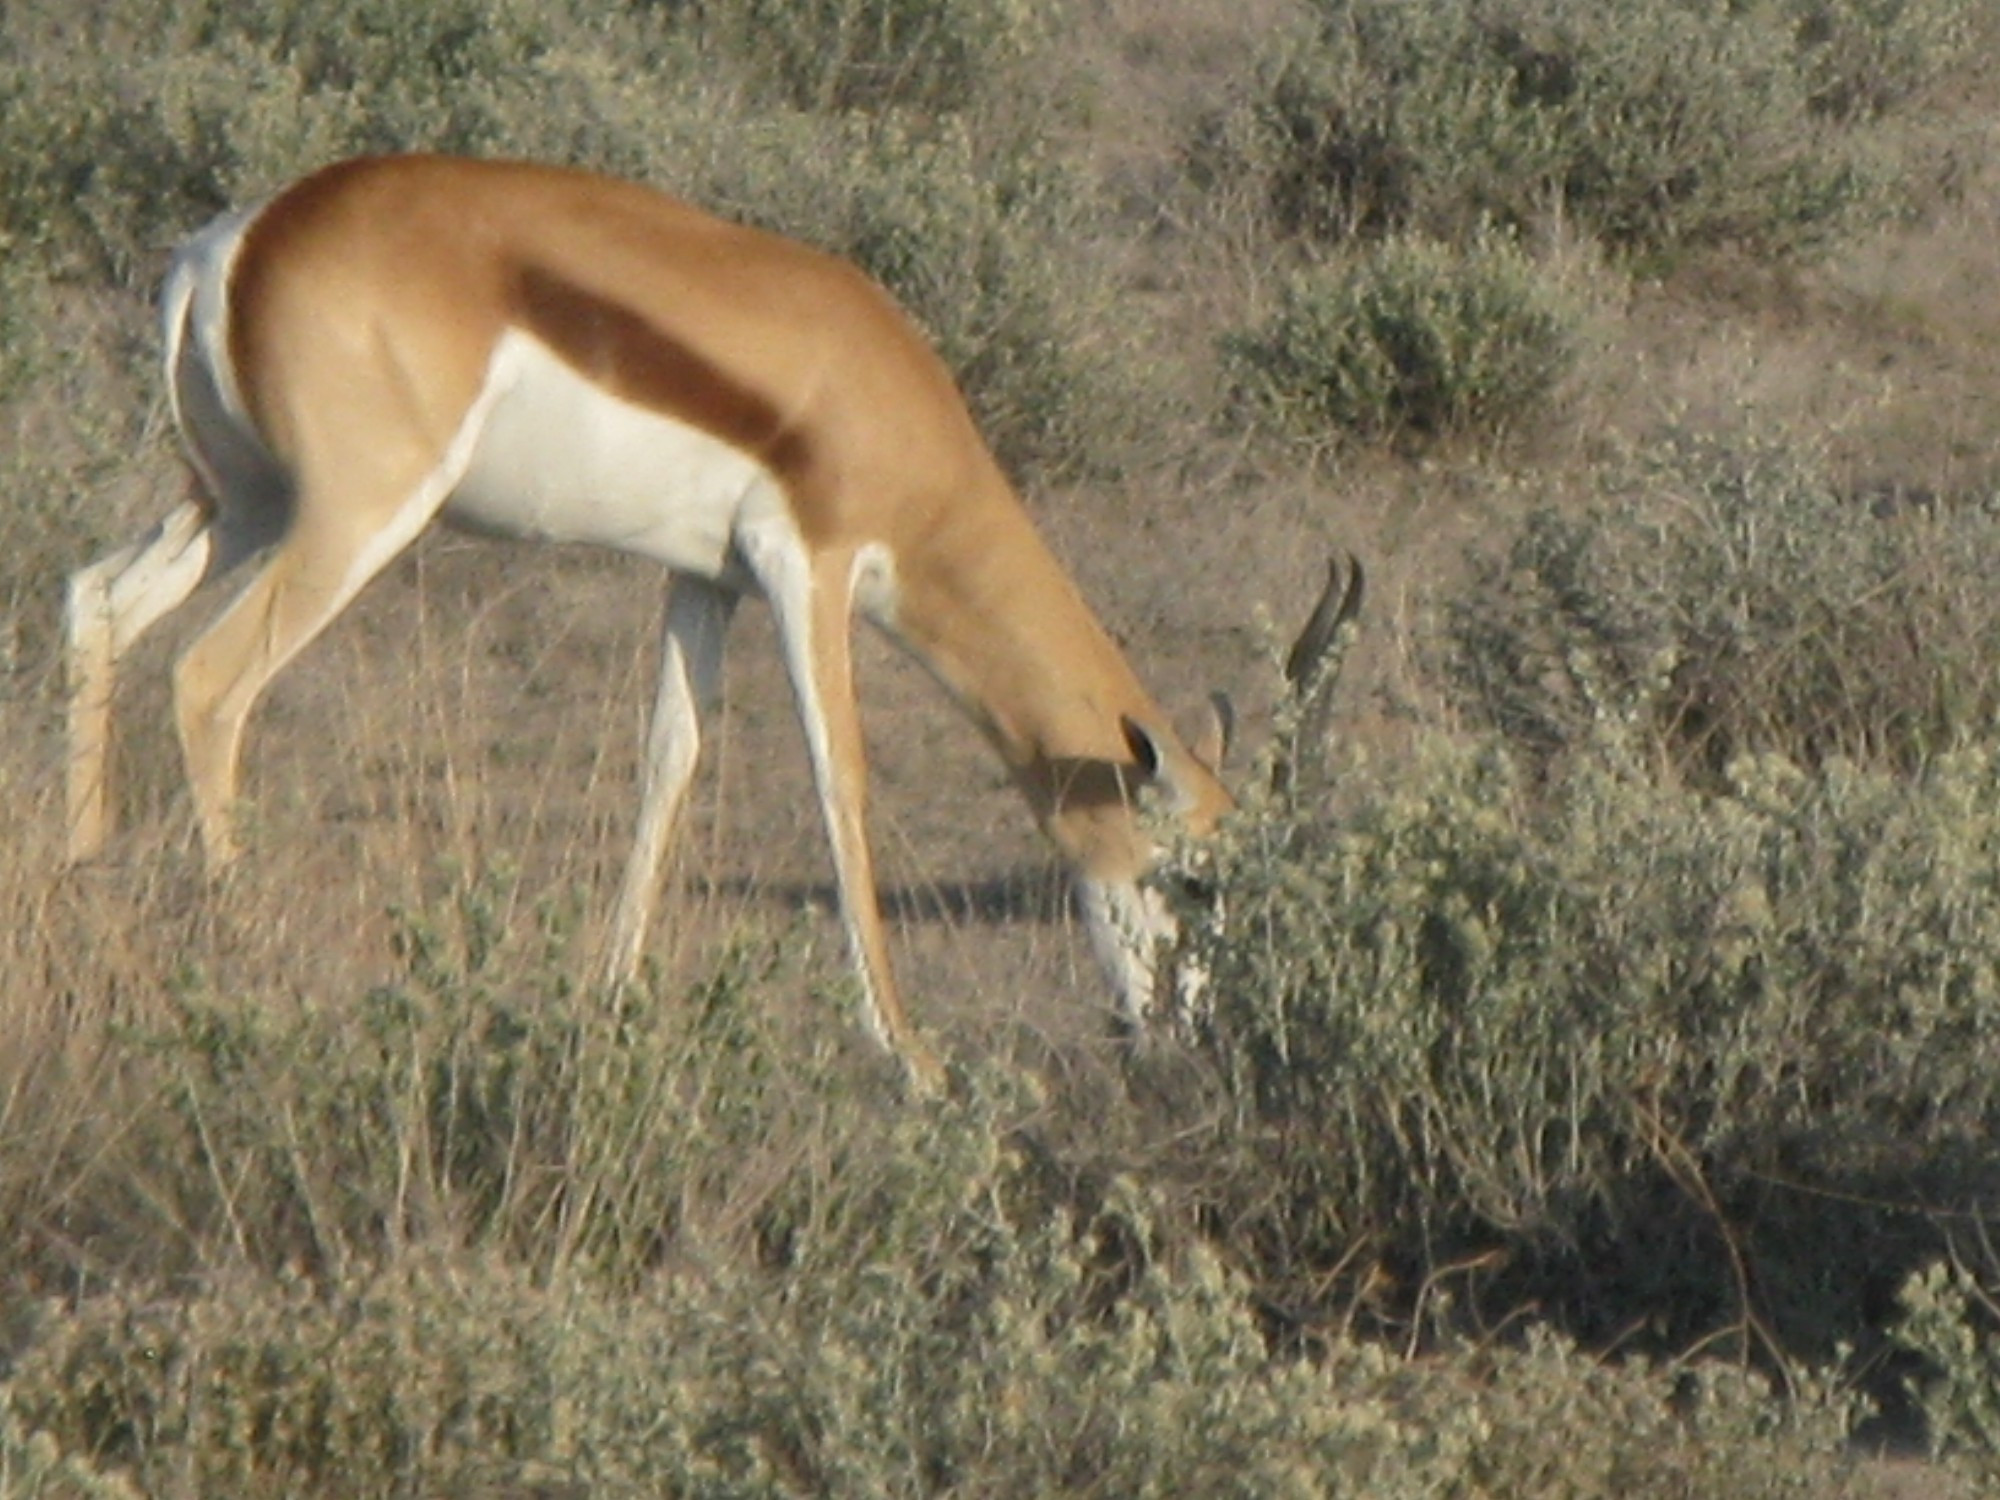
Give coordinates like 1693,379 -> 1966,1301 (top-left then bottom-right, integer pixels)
1273,552 -> 1365,802
1284,553 -> 1365,698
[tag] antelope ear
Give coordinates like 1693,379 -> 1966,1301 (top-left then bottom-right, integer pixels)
1189,691 -> 1235,772
1122,715 -> 1202,814
1121,714 -> 1163,779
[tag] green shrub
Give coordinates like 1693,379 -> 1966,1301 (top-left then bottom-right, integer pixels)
205,0 -> 721,166
0,42 -> 351,288
1442,430 -> 2000,775
77,880 -> 889,1285
0,274 -> 160,698
1788,0 -> 1979,122
0,858 -> 1926,1496
1171,727 -> 2000,1359
1207,0 -> 1974,259
0,0 -> 731,287
2,845 -> 1985,1492
1224,229 -> 1578,448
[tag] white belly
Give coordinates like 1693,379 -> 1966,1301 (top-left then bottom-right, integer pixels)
446,330 -> 778,579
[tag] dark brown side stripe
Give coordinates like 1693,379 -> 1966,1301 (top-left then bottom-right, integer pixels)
514,265 -> 815,487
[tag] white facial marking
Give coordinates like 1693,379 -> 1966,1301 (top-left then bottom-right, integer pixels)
1076,876 -> 1178,1028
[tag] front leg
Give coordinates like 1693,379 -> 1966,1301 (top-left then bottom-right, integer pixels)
604,574 -> 737,984
740,520 -> 943,1094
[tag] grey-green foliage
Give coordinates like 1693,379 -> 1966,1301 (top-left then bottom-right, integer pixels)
1225,228 -> 1579,448
0,42 -> 351,287
1443,430 -> 2000,775
115,881 -> 879,1284
4,1194 -> 1870,1498
1789,0 -> 1980,121
0,857 -> 1906,1498
1212,0 -> 1975,258
0,1 -> 675,287
1175,729 -> 2000,1292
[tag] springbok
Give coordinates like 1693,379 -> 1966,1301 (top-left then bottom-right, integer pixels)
63,154 -> 1358,1090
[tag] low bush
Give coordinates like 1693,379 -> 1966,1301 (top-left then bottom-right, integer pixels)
3,1226 -> 1882,1498
1788,0 -> 1979,122
0,4 -> 739,289
1,850 -> 1969,1495
12,885 -> 889,1287
1204,0 -> 1976,259
1,864 -> 1887,1497
0,42 -> 350,290
0,1405 -> 136,1500
1223,228 -> 1579,450
1442,429 -> 2000,776
1168,718 -> 2000,1369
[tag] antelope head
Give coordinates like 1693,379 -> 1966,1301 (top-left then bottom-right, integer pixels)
1077,553 -> 1366,1029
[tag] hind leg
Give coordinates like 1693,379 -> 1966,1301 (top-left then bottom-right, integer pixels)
171,465 -> 446,872
66,499 -> 219,862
